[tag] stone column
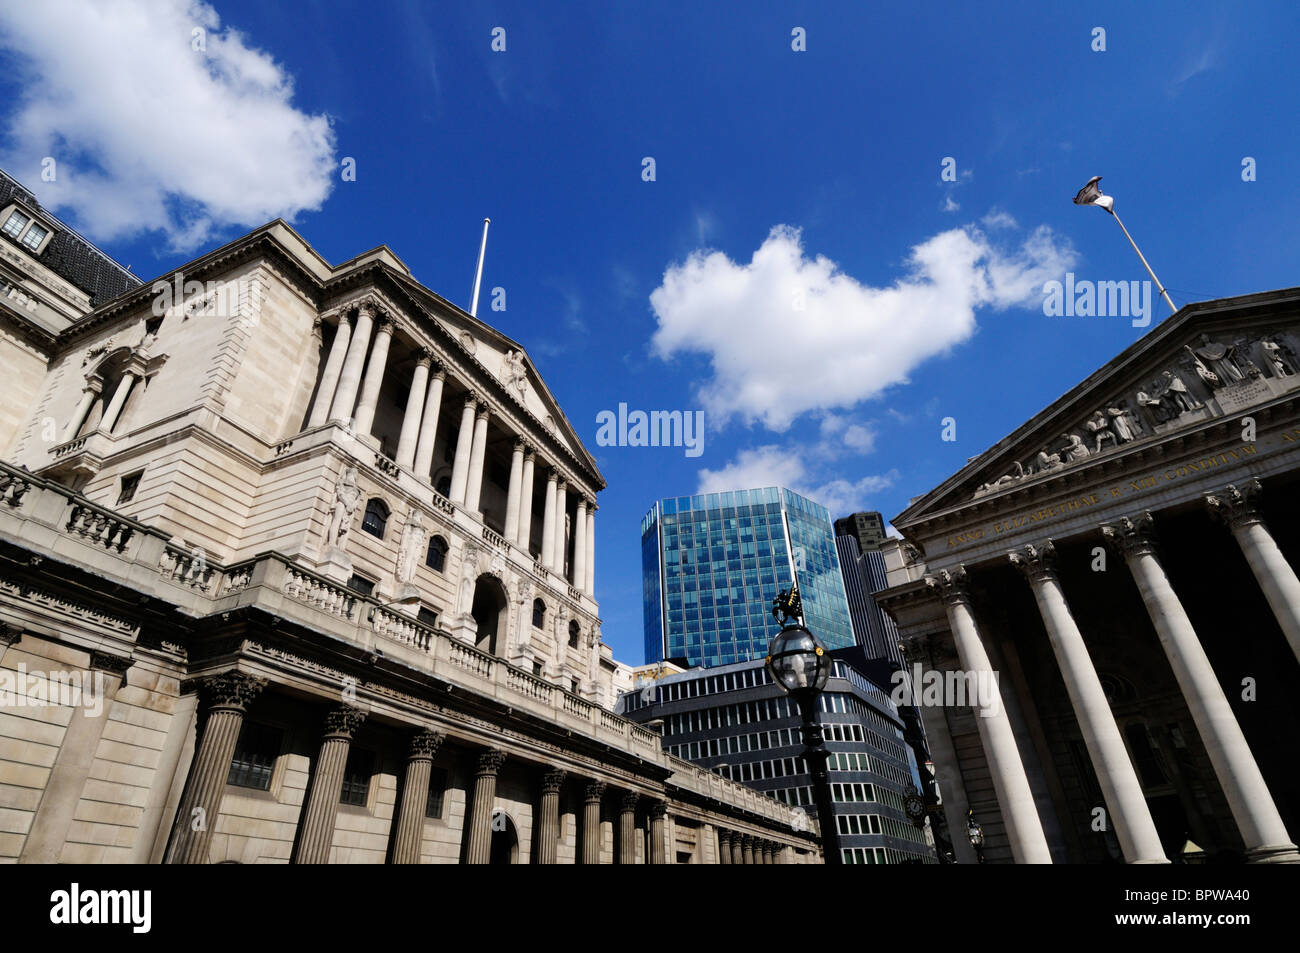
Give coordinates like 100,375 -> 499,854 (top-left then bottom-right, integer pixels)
1206,480 -> 1300,665
308,311 -> 353,427
394,349 -> 432,470
517,448 -> 536,551
99,371 -> 136,433
1103,513 -> 1299,863
581,779 -> 605,864
329,302 -> 375,422
449,395 -> 478,504
731,832 -> 744,865
718,829 -> 732,864
413,365 -> 446,481
926,568 -> 1053,864
464,404 -> 490,514
741,834 -> 754,865
166,672 -> 267,864
1009,542 -> 1168,865
762,841 -> 775,864
573,499 -> 588,594
64,380 -> 102,442
504,439 -> 525,543
535,767 -> 566,865
465,748 -> 506,864
390,729 -> 445,864
541,470 -> 558,570
585,506 -> 596,595
554,481 -> 568,579
293,705 -> 368,864
648,801 -> 667,864
351,314 -> 394,437
19,652 -> 131,864
618,790 -> 640,864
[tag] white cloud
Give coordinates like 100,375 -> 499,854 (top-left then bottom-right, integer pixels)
0,0 -> 336,251
696,444 -> 898,520
649,222 -> 1075,430
943,195 -> 960,212
982,208 -> 1018,230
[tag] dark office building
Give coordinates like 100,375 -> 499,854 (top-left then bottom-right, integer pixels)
835,533 -> 904,668
619,653 -> 936,864
833,510 -> 888,554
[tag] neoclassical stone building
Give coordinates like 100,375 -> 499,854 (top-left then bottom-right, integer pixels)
0,172 -> 819,863
878,288 -> 1300,864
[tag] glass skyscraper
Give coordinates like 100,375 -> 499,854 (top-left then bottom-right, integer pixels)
641,487 -> 855,668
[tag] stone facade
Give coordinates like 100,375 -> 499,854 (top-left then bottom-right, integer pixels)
0,210 -> 820,863
877,287 -> 1300,864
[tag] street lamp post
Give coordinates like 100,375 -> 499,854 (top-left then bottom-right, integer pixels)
966,809 -> 986,864
766,586 -> 843,866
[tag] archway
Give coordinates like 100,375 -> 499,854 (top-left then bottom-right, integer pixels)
490,812 -> 519,865
471,574 -> 508,656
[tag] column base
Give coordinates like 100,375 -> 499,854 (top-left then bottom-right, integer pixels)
318,547 -> 353,583
1245,842 -> 1300,864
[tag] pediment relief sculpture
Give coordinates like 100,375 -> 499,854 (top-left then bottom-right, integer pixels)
973,328 -> 1300,499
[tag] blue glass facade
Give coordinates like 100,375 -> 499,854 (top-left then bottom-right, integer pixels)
642,487 -> 855,668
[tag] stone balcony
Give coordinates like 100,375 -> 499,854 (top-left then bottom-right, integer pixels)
0,458 -> 813,837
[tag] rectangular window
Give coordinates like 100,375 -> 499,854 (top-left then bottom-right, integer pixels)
417,607 -> 439,628
347,574 -> 375,596
227,722 -> 282,790
19,222 -> 48,251
340,748 -> 374,806
424,766 -> 448,818
117,470 -> 143,505
2,210 -> 28,238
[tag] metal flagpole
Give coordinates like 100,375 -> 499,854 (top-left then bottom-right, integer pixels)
1109,210 -> 1177,314
470,217 -> 490,317
1073,176 -> 1177,315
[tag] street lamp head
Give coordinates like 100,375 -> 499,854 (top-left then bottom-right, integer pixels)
765,623 -> 832,697
966,809 -> 985,848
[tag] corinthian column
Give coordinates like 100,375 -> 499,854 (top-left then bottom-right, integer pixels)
504,439 -> 525,542
926,567 -> 1053,864
581,779 -> 605,864
449,395 -> 478,504
329,302 -> 375,422
413,365 -> 446,481
395,349 -> 432,469
554,481 -> 568,579
617,790 -> 640,864
1103,512 -> 1298,863
585,506 -> 596,595
741,834 -> 754,865
351,314 -> 394,437
573,499 -> 588,594
293,705 -> 368,864
718,829 -> 733,864
464,404 -> 490,514
541,470 -> 558,570
466,748 -> 506,864
517,447 -> 536,551
1206,480 -> 1300,665
166,672 -> 267,863
308,311 -> 353,427
1009,542 -> 1167,864
648,800 -> 667,864
731,833 -> 744,865
535,767 -> 566,865
391,729 -> 445,864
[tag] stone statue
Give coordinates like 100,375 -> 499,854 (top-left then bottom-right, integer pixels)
1107,403 -> 1142,442
1184,347 -> 1221,389
503,350 -> 527,400
1189,336 -> 1245,385
395,508 -> 426,583
1036,448 -> 1064,473
1061,432 -> 1090,463
1262,337 -> 1296,378
327,465 -> 362,547
1136,389 -> 1169,424
1161,370 -> 1201,412
458,544 -> 481,615
1085,411 -> 1117,453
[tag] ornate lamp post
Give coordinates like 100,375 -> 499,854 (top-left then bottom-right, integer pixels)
966,809 -> 986,864
766,586 -> 843,866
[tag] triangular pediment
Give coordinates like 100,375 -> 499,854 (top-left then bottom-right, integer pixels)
895,287 -> 1300,528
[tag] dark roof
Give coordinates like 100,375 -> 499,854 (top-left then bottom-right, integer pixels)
0,169 -> 139,306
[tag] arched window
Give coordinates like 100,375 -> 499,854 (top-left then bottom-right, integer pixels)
568,620 -> 580,648
362,498 -> 389,538
532,598 -> 546,629
425,535 -> 448,572
435,475 -> 452,498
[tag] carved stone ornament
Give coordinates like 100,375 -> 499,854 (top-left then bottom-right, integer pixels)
327,465 -> 362,548
409,729 -> 446,760
199,671 -> 267,712
322,704 -> 368,739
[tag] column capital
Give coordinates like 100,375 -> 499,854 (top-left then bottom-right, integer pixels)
372,310 -> 395,331
413,347 -> 434,368
740,834 -> 753,847
475,403 -> 491,422
463,391 -> 480,409
430,361 -> 447,381
648,799 -> 668,820
1101,511 -> 1158,559
718,828 -> 732,844
83,375 -> 104,395
924,566 -> 971,607
619,790 -> 640,813
1205,479 -> 1265,531
197,671 -> 267,713
545,468 -> 558,484
556,479 -> 567,493
322,704 -> 367,739
0,621 -> 20,648
1008,539 -> 1058,583
476,747 -> 506,777
408,728 -> 445,761
513,437 -> 525,454
584,779 -> 607,804
522,443 -> 537,460
541,767 -> 567,794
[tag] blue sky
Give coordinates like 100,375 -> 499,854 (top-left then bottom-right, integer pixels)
3,1 -> 1299,664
